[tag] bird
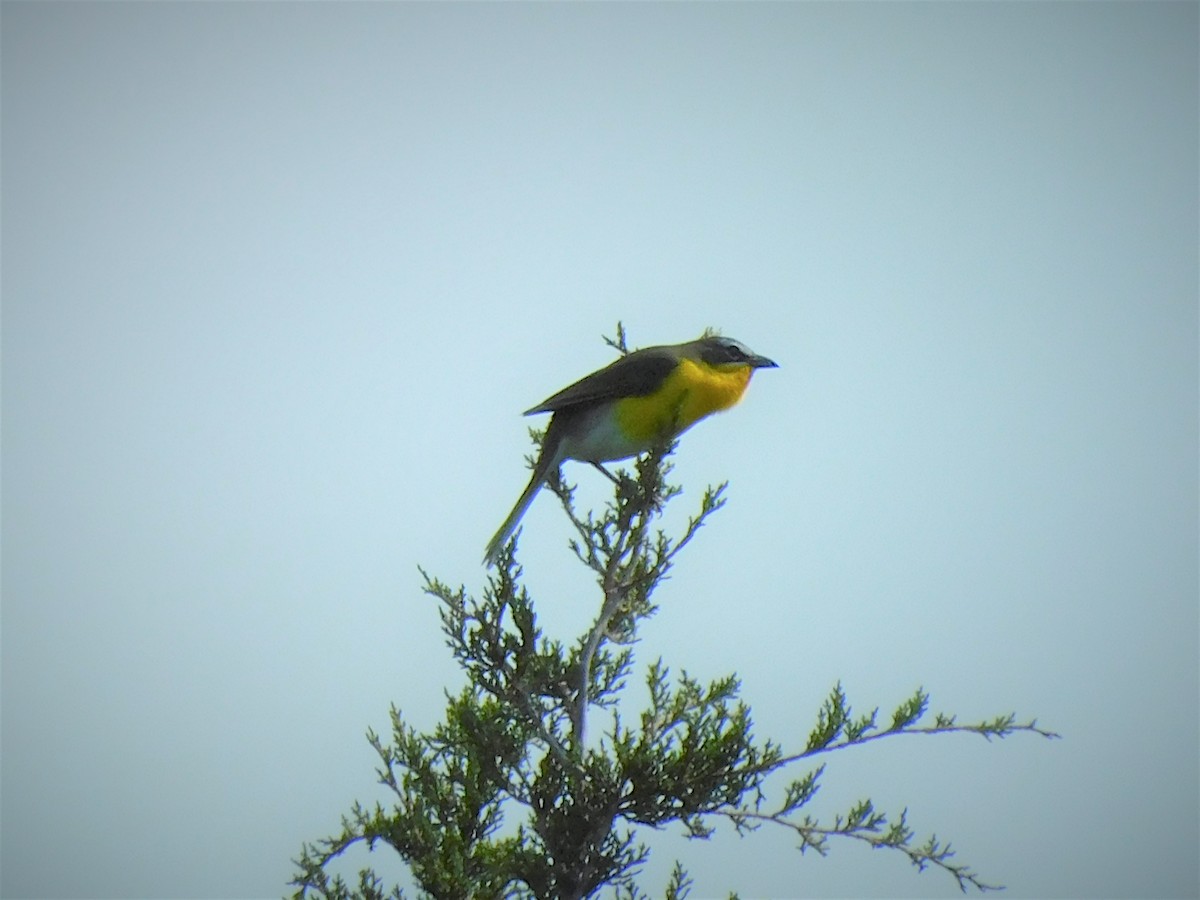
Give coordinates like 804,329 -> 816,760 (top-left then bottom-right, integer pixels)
484,333 -> 777,566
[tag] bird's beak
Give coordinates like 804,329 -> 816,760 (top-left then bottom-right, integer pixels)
749,354 -> 778,369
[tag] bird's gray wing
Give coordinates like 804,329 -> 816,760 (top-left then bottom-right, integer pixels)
523,346 -> 679,415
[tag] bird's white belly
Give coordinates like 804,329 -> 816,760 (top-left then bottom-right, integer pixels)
558,403 -> 647,463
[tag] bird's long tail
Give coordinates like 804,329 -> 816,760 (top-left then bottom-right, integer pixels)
483,470 -> 545,567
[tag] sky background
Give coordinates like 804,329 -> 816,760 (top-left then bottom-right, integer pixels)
2,3 -> 1197,899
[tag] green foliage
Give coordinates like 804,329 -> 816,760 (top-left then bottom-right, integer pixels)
292,329 -> 1057,899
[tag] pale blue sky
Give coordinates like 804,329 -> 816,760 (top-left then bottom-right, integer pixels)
3,3 -> 1197,898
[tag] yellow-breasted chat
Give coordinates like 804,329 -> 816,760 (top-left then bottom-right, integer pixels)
484,334 -> 777,566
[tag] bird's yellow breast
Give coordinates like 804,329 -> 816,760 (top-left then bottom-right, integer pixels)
614,359 -> 754,445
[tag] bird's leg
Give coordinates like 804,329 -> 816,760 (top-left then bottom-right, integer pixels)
590,462 -> 621,484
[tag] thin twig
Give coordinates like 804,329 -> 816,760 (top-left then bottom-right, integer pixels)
756,719 -> 1061,775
